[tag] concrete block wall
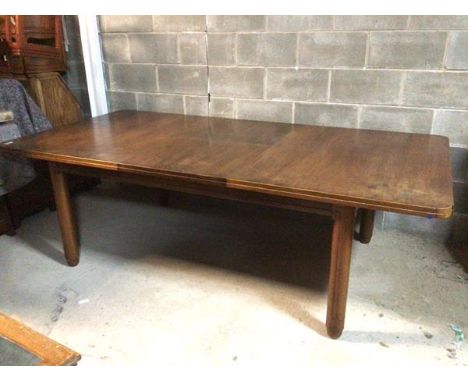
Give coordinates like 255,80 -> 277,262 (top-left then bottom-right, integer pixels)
101,16 -> 209,116
99,15 -> 468,234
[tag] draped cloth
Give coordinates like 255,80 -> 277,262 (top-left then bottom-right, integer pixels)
0,79 -> 53,196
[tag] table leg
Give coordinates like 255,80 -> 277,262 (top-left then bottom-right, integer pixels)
326,206 -> 355,339
359,209 -> 375,244
49,163 -> 80,266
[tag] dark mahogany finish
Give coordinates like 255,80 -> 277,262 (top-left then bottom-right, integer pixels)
0,111 -> 453,217
0,111 -> 454,338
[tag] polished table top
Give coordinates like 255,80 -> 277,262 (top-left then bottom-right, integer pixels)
0,111 -> 453,218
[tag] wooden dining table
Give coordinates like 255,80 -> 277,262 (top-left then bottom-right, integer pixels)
0,111 -> 453,339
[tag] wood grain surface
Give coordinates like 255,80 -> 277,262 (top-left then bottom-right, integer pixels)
0,110 -> 453,218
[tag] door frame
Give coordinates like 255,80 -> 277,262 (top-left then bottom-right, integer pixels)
78,15 -> 108,117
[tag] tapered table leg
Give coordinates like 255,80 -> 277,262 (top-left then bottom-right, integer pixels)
359,209 -> 375,244
326,206 -> 355,339
49,163 -> 80,266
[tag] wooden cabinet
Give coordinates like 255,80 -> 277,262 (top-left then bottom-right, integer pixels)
0,16 -> 81,127
0,15 -> 67,75
0,19 -> 10,75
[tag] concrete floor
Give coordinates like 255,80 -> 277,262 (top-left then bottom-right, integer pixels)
0,184 -> 467,366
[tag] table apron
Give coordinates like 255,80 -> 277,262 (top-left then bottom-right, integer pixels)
54,162 -> 333,217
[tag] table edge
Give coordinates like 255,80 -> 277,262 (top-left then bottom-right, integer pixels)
0,146 -> 453,219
